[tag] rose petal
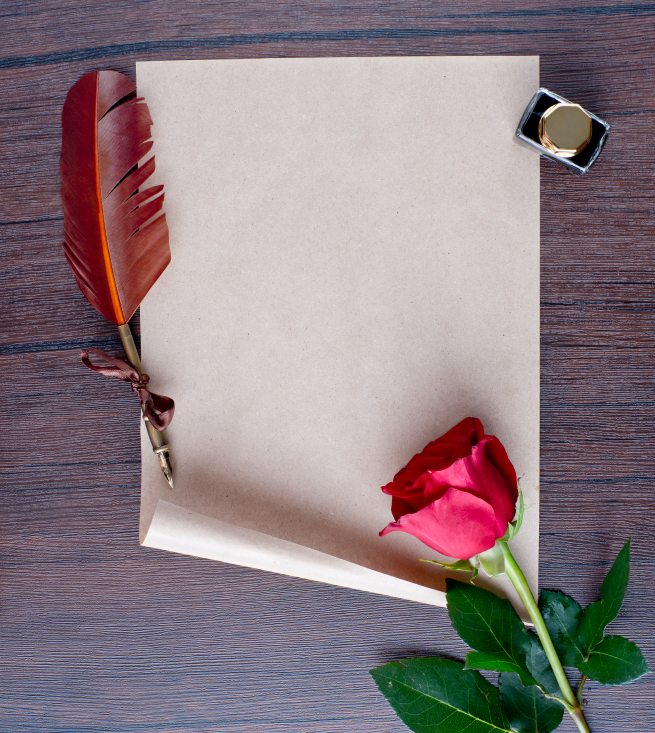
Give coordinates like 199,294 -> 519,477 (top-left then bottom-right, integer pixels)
382,472 -> 448,515
390,495 -> 415,521
379,487 -> 497,560
425,417 -> 485,454
484,435 -> 518,500
385,417 -> 484,497
427,437 -> 517,535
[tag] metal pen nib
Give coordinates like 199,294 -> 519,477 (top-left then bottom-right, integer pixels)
118,322 -> 175,490
156,446 -> 174,489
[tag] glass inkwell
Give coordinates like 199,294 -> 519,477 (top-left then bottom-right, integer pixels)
516,88 -> 610,174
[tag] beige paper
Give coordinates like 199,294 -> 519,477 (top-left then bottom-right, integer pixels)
136,56 -> 540,607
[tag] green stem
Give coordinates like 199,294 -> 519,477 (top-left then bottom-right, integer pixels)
498,541 -> 591,733
571,707 -> 591,733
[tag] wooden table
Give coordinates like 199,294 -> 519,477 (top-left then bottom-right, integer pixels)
1,2 -> 653,731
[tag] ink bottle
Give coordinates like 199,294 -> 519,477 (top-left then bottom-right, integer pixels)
516,88 -> 610,174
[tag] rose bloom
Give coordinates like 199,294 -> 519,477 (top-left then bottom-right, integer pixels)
380,418 -> 518,560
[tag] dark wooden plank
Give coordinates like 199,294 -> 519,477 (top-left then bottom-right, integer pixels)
1,2 -> 654,731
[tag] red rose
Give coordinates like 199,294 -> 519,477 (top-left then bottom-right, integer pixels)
379,417 -> 518,560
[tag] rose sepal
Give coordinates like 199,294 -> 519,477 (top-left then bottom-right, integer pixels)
506,482 -> 525,540
476,543 -> 506,577
419,556 -> 479,580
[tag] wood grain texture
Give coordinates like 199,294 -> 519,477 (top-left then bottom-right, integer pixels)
1,2 -> 653,731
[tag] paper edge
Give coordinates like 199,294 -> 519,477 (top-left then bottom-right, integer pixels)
141,499 -> 447,606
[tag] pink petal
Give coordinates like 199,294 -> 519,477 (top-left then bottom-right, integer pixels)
379,488 -> 497,560
382,472 -> 449,516
388,417 -> 484,490
427,438 -> 517,535
484,435 -> 518,501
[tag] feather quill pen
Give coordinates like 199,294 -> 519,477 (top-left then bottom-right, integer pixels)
61,69 -> 174,487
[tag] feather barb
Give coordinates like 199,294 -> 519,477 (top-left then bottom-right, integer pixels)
61,70 -> 170,325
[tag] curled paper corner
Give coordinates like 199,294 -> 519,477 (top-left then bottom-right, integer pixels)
142,500 -> 447,606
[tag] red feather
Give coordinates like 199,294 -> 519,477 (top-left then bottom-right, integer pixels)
60,70 -> 170,325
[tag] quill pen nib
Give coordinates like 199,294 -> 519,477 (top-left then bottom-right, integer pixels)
118,323 -> 175,490
157,448 -> 174,489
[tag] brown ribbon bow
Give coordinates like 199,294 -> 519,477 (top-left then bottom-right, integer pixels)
81,348 -> 175,431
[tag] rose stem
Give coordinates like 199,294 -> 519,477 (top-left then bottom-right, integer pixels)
498,541 -> 591,733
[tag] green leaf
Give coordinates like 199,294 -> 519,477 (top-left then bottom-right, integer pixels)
523,637 -> 560,695
539,590 -> 585,667
579,635 -> 650,685
499,673 -> 564,733
465,649 -> 558,697
465,651 -> 534,678
578,541 -> 630,653
447,580 -> 540,689
370,657 -> 512,733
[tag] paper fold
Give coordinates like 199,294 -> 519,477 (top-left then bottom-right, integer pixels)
143,500 -> 445,605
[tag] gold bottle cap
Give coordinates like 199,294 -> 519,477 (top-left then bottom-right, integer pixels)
538,102 -> 593,158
